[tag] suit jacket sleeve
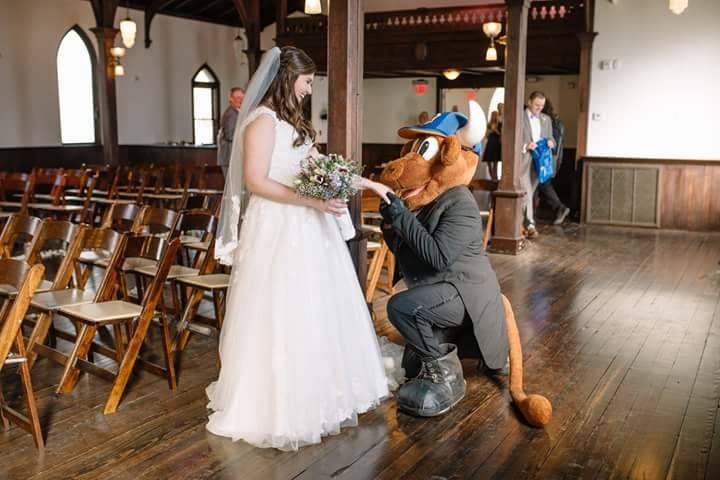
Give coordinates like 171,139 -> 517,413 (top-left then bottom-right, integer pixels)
385,194 -> 481,272
220,108 -> 237,142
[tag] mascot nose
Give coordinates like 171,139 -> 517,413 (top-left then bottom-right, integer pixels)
383,161 -> 404,181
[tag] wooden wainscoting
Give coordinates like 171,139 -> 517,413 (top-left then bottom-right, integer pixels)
0,145 -> 102,172
582,157 -> 720,231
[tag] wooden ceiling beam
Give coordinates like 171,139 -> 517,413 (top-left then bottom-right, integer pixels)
233,0 -> 261,74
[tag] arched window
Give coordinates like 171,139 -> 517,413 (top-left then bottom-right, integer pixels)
192,65 -> 220,145
57,26 -> 97,144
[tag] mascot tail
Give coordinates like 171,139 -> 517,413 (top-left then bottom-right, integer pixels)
501,294 -> 553,427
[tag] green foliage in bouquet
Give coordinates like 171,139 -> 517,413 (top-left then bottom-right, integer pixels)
294,153 -> 361,200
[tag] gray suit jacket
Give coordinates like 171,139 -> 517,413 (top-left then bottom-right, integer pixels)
522,110 -> 556,171
381,186 -> 509,369
217,106 -> 239,167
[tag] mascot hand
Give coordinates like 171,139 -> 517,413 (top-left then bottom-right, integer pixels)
379,193 -> 406,221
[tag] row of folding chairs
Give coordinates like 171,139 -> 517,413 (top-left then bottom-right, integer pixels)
0,210 -> 230,449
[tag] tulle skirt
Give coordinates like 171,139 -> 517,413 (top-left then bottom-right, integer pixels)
206,195 -> 393,451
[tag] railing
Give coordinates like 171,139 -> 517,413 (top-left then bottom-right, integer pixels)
281,1 -> 584,36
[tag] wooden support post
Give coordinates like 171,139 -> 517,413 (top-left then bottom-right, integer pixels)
327,0 -> 366,284
233,0 -> 261,76
90,0 -> 120,166
488,0 -> 530,255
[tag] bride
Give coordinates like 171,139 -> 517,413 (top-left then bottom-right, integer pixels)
206,46 -> 395,451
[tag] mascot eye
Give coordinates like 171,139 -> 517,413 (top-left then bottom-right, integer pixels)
417,137 -> 440,161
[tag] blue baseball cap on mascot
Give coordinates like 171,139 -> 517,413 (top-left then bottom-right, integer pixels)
398,101 -> 487,154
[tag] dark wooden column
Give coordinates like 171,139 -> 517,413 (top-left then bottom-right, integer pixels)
276,0 -> 287,37
233,0 -> 261,76
327,0 -> 366,281
489,0 -> 530,255
576,31 -> 597,163
90,0 -> 120,166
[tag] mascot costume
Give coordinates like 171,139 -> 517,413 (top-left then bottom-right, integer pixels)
377,101 -> 552,427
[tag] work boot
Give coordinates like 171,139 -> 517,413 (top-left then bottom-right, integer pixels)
397,344 -> 466,417
401,347 -> 423,379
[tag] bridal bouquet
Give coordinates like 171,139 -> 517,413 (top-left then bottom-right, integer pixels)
294,153 -> 360,240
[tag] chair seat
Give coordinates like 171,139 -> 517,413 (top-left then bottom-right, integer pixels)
142,193 -> 183,201
176,273 -> 230,290
367,241 -> 381,251
133,264 -> 199,280
90,197 -> 135,205
59,300 -> 143,325
96,256 -> 156,271
27,203 -> 84,213
31,288 -> 96,311
179,235 -> 210,251
0,280 -> 53,297
79,249 -> 112,264
3,352 -> 27,365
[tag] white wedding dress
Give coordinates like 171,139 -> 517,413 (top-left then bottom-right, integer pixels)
206,106 -> 396,451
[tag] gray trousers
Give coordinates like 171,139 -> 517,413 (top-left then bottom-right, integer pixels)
387,282 -> 467,359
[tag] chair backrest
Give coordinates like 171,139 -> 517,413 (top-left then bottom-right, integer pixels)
32,171 -> 65,204
139,237 -> 181,313
101,203 -> 144,232
0,215 -> 43,259
90,230 -> 127,302
172,210 -> 217,240
0,261 -> 44,367
136,207 -> 178,236
0,172 -> 35,206
26,220 -> 87,290
202,165 -> 225,190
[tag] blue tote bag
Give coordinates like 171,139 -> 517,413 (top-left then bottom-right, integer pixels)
531,138 -> 554,184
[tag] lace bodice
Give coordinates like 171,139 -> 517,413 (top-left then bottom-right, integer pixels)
240,105 -> 312,188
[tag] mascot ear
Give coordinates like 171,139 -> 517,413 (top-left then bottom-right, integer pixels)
400,140 -> 414,157
440,135 -> 462,166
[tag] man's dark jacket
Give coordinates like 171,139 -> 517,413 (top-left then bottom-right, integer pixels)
380,186 -> 508,369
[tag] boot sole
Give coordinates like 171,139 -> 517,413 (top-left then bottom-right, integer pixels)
397,380 -> 467,418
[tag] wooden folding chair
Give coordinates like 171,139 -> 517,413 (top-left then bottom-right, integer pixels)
469,179 -> 498,250
361,191 -> 395,302
56,237 -> 181,414
0,261 -> 45,449
0,214 -> 43,260
19,220 -> 88,366
173,241 -> 227,354
0,172 -> 34,214
28,230 -> 126,370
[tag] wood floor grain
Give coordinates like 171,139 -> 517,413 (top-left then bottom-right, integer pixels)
2,224 -> 719,479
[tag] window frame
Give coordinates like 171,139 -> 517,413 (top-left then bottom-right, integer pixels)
56,25 -> 99,146
191,64 -> 221,146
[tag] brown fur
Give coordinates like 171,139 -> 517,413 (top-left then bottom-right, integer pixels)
378,132 -> 553,428
379,135 -> 479,211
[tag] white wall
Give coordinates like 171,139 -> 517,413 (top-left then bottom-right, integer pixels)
0,0 -> 247,147
587,0 -> 720,160
311,76 -> 437,144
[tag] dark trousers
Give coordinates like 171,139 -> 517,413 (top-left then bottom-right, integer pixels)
537,180 -> 565,213
387,282 -> 467,359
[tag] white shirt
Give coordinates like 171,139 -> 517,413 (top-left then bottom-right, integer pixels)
527,109 -> 541,142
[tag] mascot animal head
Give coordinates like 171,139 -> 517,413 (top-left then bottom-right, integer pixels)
378,102 -> 553,428
379,101 -> 486,210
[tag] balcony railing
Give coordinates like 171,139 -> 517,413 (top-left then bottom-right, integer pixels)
280,1 -> 585,36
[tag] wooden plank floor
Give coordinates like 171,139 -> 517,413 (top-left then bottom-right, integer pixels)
2,224 -> 719,479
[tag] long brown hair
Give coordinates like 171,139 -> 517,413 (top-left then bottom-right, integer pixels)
262,46 -> 317,147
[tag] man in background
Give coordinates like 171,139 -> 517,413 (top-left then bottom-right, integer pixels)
217,87 -> 245,177
520,91 -> 555,238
